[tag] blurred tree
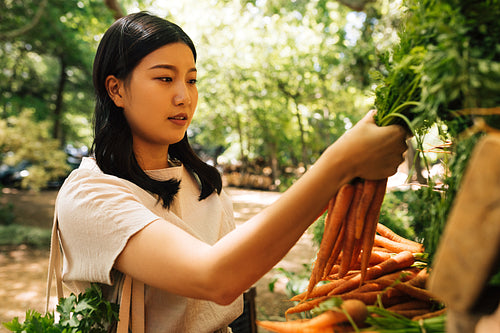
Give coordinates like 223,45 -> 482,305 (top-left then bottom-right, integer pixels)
0,0 -> 403,190
0,0 -> 114,144
0,111 -> 70,191
0,0 -> 115,189
176,0 -> 401,187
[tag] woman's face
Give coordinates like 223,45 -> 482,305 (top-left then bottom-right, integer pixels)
107,42 -> 198,165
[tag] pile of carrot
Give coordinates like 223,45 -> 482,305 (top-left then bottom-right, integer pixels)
256,179 -> 445,332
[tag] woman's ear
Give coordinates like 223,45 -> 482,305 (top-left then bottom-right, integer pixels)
105,75 -> 125,108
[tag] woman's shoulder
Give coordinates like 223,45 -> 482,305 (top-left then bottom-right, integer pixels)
63,157 -> 104,181
59,157 -> 140,198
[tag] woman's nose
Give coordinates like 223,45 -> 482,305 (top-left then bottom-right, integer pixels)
173,83 -> 191,106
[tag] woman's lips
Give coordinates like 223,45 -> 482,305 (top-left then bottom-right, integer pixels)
168,113 -> 188,126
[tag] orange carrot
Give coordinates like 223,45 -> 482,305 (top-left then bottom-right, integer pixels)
308,183 -> 355,294
390,309 -> 432,318
368,267 -> 418,284
290,278 -> 352,302
257,318 -> 334,333
326,264 -> 340,277
338,290 -> 381,305
381,294 -> 413,308
355,180 -> 378,239
372,246 -> 392,253
331,251 -> 415,295
411,308 -> 446,320
374,234 -> 423,253
349,239 -> 363,273
323,223 -> 346,278
323,196 -> 336,229
359,178 -> 387,284
364,251 -> 415,281
376,223 -> 423,248
338,181 -> 364,278
386,300 -> 432,311
374,277 -> 439,302
285,295 -> 332,315
343,282 -> 384,294
366,251 -> 392,265
339,289 -> 409,308
407,268 -> 429,289
263,300 -> 367,332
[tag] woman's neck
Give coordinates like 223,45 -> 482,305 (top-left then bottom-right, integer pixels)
133,143 -> 170,170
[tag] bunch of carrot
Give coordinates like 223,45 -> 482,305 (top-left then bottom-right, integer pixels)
288,178 -> 440,309
306,177 -> 396,296
256,179 -> 443,333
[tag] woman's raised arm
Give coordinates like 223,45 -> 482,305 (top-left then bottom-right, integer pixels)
114,110 -> 408,305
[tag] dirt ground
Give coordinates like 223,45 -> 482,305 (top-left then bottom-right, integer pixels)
0,187 -> 316,332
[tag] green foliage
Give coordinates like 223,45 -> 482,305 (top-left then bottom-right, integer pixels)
3,310 -> 60,333
372,0 -> 500,263
374,0 -> 500,132
1,0 -> 114,150
309,211 -> 327,248
3,284 -> 119,333
378,190 -> 416,241
365,305 -> 445,332
176,0 -> 399,186
0,201 -> 15,226
268,265 -> 313,319
405,134 -> 479,264
0,224 -> 51,248
1,0 -> 401,188
0,111 -> 70,191
269,265 -> 312,300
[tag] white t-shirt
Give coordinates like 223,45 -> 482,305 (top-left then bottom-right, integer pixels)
56,157 -> 243,332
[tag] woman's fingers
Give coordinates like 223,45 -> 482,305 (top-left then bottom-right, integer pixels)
337,111 -> 408,180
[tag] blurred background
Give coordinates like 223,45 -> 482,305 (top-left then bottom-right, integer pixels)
0,0 -> 410,193
0,0 -> 439,329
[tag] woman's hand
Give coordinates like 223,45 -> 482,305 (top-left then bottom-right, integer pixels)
328,110 -> 408,181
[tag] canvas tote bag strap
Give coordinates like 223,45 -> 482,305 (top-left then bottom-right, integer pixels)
45,209 -> 145,332
117,275 -> 145,333
45,210 -> 64,313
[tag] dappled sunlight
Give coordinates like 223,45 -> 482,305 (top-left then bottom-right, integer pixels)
0,248 -> 52,332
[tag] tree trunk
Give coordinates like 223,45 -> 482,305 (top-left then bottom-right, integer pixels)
235,113 -> 247,169
268,141 -> 280,187
291,99 -> 308,167
53,56 -> 67,141
104,0 -> 125,20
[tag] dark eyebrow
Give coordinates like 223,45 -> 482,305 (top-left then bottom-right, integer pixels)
148,64 -> 197,73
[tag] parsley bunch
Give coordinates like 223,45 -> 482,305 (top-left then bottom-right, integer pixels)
3,284 -> 119,333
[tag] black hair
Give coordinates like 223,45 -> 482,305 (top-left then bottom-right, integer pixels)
91,12 -> 221,208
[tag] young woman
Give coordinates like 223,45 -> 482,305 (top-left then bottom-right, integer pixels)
54,11 -> 408,333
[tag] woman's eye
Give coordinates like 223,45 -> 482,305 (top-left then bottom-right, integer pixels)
158,77 -> 172,82
188,79 -> 197,84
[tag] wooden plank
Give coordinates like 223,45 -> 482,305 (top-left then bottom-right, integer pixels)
428,133 -> 500,313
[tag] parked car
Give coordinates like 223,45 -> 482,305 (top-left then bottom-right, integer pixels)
0,145 -> 88,189
0,159 -> 31,187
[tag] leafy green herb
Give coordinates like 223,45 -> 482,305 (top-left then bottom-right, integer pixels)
3,284 -> 119,333
364,306 -> 446,333
373,0 -> 500,264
